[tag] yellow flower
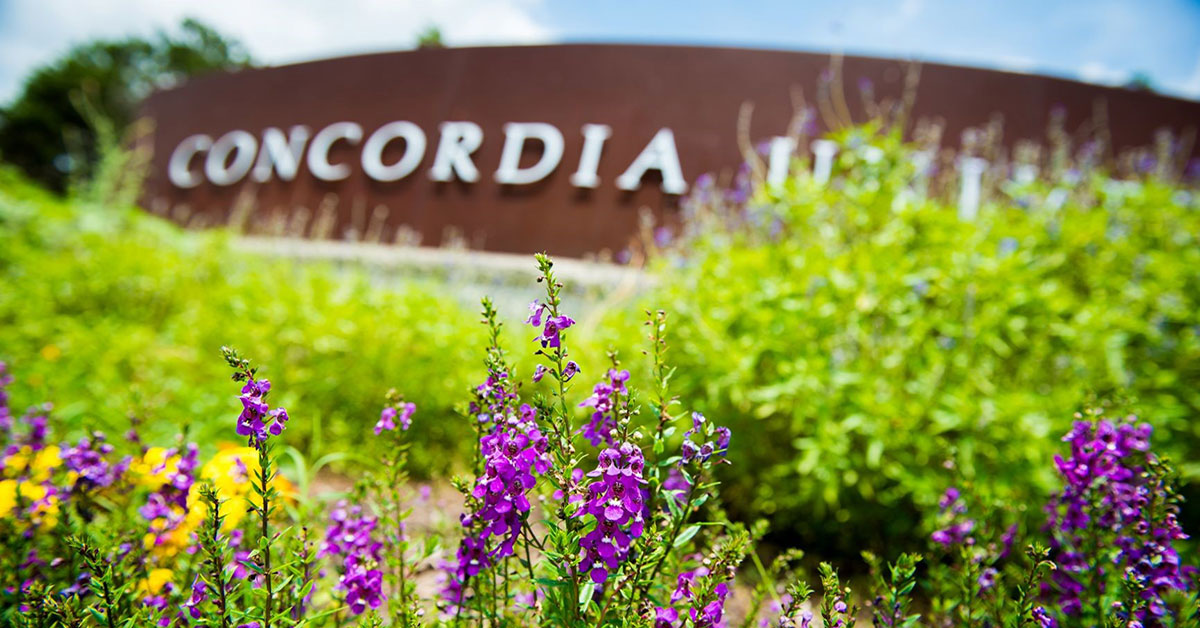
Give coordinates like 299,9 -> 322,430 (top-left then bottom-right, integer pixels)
130,447 -> 181,489
143,503 -> 208,558
198,444 -> 296,529
139,444 -> 296,558
0,480 -> 15,517
138,568 -> 174,596
31,446 -> 62,482
142,445 -> 295,558
0,480 -> 60,529
3,446 -> 31,478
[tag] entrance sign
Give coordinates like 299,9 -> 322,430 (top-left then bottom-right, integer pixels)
141,44 -> 1200,257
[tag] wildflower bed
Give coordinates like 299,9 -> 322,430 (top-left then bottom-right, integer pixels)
1,254 -> 1196,627
5,120 -> 1200,562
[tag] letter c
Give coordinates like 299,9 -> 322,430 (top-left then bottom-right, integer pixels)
308,122 -> 363,181
168,134 -> 212,188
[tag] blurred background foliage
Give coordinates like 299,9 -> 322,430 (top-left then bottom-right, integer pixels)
0,19 -> 252,192
0,168 -> 488,478
601,124 -> 1200,557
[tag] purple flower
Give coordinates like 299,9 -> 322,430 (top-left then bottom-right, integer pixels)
398,402 -> 416,430
140,443 -> 199,549
532,311 -> 575,349
185,578 -> 207,619
577,441 -> 647,584
681,439 -> 700,465
999,523 -> 1018,559
268,408 -> 289,436
1045,415 -> 1192,619
938,487 -> 960,510
472,372 -> 517,425
977,567 -> 998,590
4,402 -> 51,457
525,300 -> 576,348
563,361 -> 580,382
375,401 -> 415,435
662,468 -> 691,508
579,369 -> 630,448
442,386 -> 552,609
513,588 -> 544,610
680,412 -> 731,466
375,407 -> 397,434
759,593 -> 796,628
62,432 -> 130,493
655,606 -> 679,628
524,300 -> 544,327
714,426 -> 731,454
235,378 -> 287,444
532,365 -> 547,383
1031,606 -> 1056,627
669,566 -> 732,628
321,501 -> 383,615
930,519 -> 975,547
342,555 -> 384,615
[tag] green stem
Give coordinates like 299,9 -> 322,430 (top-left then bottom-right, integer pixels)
100,578 -> 119,628
641,482 -> 698,600
207,496 -> 232,628
392,445 -> 408,627
257,444 -> 275,628
520,524 -> 537,581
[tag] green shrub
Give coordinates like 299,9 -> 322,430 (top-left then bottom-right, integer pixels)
624,125 -> 1200,555
0,168 -> 488,476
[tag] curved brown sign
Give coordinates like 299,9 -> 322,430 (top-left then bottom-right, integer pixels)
140,44 -> 1200,257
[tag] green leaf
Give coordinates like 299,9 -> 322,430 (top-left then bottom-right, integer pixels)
673,524 -> 701,548
578,581 -> 596,611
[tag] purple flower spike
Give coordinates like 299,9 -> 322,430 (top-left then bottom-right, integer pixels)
321,501 -> 383,616
577,441 -> 647,584
235,378 -> 286,444
374,402 -> 416,435
441,374 -> 552,611
579,369 -> 631,448
680,412 -> 731,467
1045,414 -> 1192,620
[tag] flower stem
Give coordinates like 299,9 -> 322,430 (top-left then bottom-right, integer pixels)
257,443 -> 275,628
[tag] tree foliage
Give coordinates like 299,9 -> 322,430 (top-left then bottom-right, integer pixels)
0,18 -> 251,192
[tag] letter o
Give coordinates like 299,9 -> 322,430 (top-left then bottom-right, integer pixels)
205,130 -> 257,186
362,122 -> 426,182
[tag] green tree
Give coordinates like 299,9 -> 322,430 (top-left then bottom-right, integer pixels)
0,18 -> 251,192
416,25 -> 445,49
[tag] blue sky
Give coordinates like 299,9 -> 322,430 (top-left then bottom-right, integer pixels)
1,0 -> 1198,104
537,0 -> 1200,94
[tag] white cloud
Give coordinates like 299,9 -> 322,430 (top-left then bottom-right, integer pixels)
0,0 -> 554,103
1163,56 -> 1200,99
993,55 -> 1039,74
1078,61 -> 1130,86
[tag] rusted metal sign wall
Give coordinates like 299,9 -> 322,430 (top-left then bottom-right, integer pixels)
140,44 -> 1200,257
